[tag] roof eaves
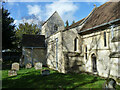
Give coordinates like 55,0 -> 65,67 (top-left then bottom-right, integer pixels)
79,18 -> 120,34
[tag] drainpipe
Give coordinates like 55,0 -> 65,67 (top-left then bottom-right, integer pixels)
56,38 -> 58,70
111,25 -> 114,39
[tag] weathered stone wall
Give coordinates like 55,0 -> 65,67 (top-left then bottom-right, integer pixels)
61,26 -> 84,73
63,52 -> 84,73
23,48 -> 46,66
41,12 -> 64,38
46,31 -> 65,73
81,25 -> 120,78
62,27 -> 82,53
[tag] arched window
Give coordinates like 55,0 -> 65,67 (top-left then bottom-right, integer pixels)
54,24 -> 58,31
74,37 -> 78,51
104,32 -> 107,47
85,45 -> 87,59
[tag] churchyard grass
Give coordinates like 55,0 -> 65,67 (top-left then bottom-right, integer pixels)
2,67 -> 120,89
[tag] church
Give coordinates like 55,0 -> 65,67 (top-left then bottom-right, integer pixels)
22,1 -> 120,80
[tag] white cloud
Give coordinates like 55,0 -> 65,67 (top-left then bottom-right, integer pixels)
14,0 -> 79,26
14,5 -> 42,27
45,0 -> 78,23
14,19 -> 23,25
27,5 -> 41,18
14,18 -> 40,27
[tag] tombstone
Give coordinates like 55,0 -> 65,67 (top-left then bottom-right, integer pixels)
108,79 -> 116,89
12,62 -> 19,71
8,70 -> 17,76
25,63 -> 32,69
42,69 -> 50,76
34,62 -> 42,70
103,79 -> 116,89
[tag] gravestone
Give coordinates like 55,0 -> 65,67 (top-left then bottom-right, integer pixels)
42,69 -> 50,76
108,79 -> 116,89
26,63 -> 32,69
8,70 -> 17,76
103,79 -> 116,89
12,62 -> 19,71
34,62 -> 42,70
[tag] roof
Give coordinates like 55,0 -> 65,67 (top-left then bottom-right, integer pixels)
42,11 -> 60,26
66,18 -> 85,29
80,1 -> 120,32
65,5 -> 97,30
22,34 -> 45,47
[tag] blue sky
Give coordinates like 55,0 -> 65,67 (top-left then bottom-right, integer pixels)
2,0 -> 108,26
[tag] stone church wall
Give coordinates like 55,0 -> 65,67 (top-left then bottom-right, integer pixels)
81,25 -> 120,78
63,52 -> 85,73
46,31 -> 65,73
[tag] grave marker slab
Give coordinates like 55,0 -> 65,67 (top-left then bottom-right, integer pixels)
12,63 -> 19,71
26,63 -> 32,69
34,62 -> 42,70
8,70 -> 17,76
42,69 -> 50,76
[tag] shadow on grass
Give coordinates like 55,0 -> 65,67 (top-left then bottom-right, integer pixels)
2,69 -> 104,89
2,63 -> 11,70
71,76 -> 99,89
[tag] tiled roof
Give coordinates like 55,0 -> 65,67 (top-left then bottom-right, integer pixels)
66,18 -> 85,29
80,1 -> 120,32
22,34 -> 45,47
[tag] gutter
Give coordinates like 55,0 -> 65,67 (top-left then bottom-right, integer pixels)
79,18 -> 120,34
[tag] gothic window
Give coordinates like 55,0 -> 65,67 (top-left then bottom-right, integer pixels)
85,46 -> 87,59
54,24 -> 58,31
104,32 -> 107,47
74,37 -> 78,51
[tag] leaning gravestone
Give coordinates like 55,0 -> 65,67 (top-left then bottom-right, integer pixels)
108,79 -> 116,89
103,79 -> 116,89
12,62 -> 19,71
34,62 -> 42,70
8,70 -> 17,76
42,69 -> 50,76
26,63 -> 32,69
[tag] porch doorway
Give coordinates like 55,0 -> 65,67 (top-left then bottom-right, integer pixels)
91,54 -> 97,72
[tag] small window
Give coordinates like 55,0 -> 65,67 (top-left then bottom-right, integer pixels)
85,46 -> 87,59
54,24 -> 58,31
74,37 -> 78,51
104,32 -> 107,47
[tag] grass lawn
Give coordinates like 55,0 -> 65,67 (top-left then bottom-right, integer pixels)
2,67 -> 120,89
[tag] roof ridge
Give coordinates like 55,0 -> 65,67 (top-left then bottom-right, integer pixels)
42,11 -> 58,26
79,1 -> 120,32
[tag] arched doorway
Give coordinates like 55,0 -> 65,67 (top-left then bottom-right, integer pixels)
91,54 -> 97,72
